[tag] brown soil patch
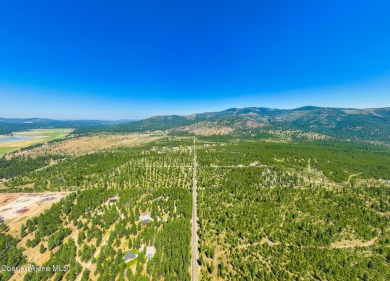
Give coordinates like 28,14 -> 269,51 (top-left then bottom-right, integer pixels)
0,194 -> 23,207
0,192 -> 71,236
176,124 -> 234,136
331,237 -> 378,249
10,133 -> 160,158
236,237 -> 280,249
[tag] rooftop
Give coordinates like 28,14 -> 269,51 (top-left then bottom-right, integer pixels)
123,252 -> 138,262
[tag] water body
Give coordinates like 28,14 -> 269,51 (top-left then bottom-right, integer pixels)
0,136 -> 35,143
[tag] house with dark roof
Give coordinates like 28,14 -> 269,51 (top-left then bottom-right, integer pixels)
108,199 -> 117,204
124,252 -> 138,262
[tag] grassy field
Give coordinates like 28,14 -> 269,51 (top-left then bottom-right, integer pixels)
12,132 -> 161,158
0,147 -> 14,155
0,129 -> 73,156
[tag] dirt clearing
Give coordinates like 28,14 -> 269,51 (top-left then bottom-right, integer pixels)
0,192 -> 70,235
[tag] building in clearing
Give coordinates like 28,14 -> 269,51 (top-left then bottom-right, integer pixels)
124,252 -> 138,262
139,245 -> 156,260
108,199 -> 117,205
139,213 -> 154,222
107,195 -> 119,205
146,246 -> 156,260
139,212 -> 155,226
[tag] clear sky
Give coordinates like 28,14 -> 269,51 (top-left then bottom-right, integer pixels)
0,1 -> 389,119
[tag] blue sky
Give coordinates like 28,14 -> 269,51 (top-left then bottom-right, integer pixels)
0,0 -> 389,119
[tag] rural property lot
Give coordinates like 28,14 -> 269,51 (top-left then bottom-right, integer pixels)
0,192 -> 70,235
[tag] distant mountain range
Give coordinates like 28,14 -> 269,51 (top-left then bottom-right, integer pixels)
0,118 -> 129,135
71,106 -> 389,143
2,106 -> 390,143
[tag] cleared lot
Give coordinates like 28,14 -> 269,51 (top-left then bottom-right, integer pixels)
0,192 -> 70,235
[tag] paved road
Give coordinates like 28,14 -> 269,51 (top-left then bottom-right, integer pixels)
191,137 -> 198,281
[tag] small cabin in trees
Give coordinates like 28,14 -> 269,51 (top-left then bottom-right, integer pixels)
146,246 -> 156,260
139,212 -> 154,226
123,252 -> 137,262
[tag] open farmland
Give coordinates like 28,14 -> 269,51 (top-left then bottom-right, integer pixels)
0,147 -> 14,156
8,133 -> 161,158
0,129 -> 73,156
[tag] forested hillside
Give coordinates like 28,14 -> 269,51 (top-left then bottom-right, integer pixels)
0,136 -> 389,280
1,144 -> 194,281
72,107 -> 390,144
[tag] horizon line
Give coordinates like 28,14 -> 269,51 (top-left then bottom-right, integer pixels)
1,105 -> 389,121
